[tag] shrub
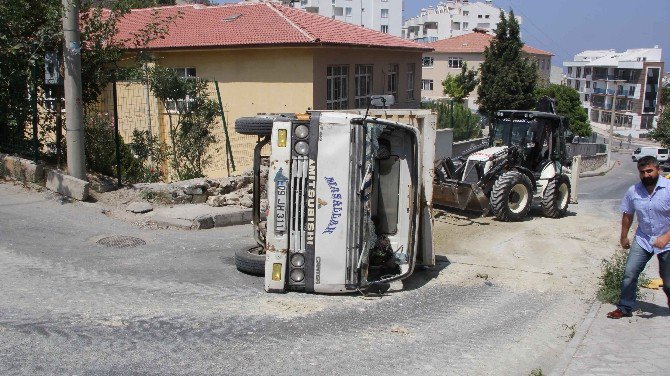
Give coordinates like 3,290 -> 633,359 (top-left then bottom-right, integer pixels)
597,249 -> 650,304
424,101 -> 482,141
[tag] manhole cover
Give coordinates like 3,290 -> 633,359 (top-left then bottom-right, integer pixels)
97,236 -> 146,248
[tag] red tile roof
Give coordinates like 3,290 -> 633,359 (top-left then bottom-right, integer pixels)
113,3 -> 431,51
425,32 -> 553,56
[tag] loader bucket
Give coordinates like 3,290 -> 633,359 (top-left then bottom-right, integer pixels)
433,179 -> 490,215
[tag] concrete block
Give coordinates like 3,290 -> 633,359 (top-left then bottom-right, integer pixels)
192,215 -> 215,230
126,202 -> 153,214
45,169 -> 90,201
0,153 -> 44,183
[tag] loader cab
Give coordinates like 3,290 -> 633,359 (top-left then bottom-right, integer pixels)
490,111 -> 568,171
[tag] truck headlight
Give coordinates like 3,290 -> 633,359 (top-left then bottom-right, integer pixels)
291,253 -> 305,267
294,125 -> 309,139
290,268 -> 305,282
294,141 -> 309,155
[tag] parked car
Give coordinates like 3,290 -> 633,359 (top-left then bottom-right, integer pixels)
631,147 -> 669,162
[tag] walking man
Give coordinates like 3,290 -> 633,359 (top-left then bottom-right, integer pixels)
607,155 -> 670,318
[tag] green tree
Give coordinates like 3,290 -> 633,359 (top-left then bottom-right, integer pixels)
535,84 -> 591,136
660,85 -> 670,110
649,109 -> 670,147
442,62 -> 479,102
149,67 -> 218,180
477,10 -> 538,117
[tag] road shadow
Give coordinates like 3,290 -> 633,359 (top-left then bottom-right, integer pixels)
636,301 -> 670,318
399,255 -> 451,292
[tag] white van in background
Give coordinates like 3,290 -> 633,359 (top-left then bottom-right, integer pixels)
632,147 -> 669,162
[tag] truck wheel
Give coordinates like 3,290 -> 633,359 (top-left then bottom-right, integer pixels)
235,247 -> 265,276
491,171 -> 533,222
541,175 -> 571,218
235,117 -> 274,136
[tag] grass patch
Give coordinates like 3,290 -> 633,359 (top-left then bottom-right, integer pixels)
139,189 -> 171,204
597,249 -> 650,304
529,368 -> 544,376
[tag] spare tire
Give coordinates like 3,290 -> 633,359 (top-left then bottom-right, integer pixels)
235,247 -> 265,276
235,116 -> 274,136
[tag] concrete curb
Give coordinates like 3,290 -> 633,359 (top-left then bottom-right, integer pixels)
549,300 -> 602,376
148,205 -> 252,230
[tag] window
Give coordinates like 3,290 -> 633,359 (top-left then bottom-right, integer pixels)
327,65 -> 349,110
586,81 -> 590,89
463,22 -> 469,30
567,67 -> 573,75
576,67 -> 582,78
165,67 -> 197,112
485,14 -> 490,18
381,25 -> 389,33
567,79 -> 572,87
422,56 -> 434,67
448,57 -> 463,68
584,67 -> 591,76
406,63 -> 415,100
574,80 -> 580,90
386,64 -> 398,98
641,115 -> 654,129
422,79 -> 434,91
345,7 -> 352,16
628,86 -> 636,97
463,11 -> 469,16
381,9 -> 389,18
478,14 -> 482,18
584,94 -> 589,102
355,65 -> 373,108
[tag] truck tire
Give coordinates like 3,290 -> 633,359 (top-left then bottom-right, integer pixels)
235,247 -> 265,276
491,171 -> 533,222
235,117 -> 274,136
541,175 -> 571,218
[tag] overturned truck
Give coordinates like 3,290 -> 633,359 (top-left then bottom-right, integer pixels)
235,105 -> 436,293
434,100 -> 572,221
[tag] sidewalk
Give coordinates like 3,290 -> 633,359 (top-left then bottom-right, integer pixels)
551,261 -> 670,376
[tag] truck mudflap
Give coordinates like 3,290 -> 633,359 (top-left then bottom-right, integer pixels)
433,179 -> 490,215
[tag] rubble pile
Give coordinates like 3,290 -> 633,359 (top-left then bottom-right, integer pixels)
133,165 -> 268,209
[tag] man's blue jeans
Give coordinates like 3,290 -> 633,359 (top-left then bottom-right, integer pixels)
617,240 -> 670,314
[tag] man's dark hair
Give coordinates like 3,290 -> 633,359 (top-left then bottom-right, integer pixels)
637,155 -> 660,168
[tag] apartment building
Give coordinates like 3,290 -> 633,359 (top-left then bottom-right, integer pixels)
402,0 -> 520,42
421,31 -> 552,109
564,47 -> 664,137
253,0 -> 404,37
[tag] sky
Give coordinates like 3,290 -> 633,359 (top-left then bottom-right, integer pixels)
404,0 -> 670,70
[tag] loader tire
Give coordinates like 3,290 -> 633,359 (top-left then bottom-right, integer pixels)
541,175 -> 571,218
235,117 -> 274,136
235,247 -> 265,276
491,171 -> 533,222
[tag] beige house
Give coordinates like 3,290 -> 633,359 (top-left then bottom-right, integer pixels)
420,31 -> 553,109
110,2 -> 430,177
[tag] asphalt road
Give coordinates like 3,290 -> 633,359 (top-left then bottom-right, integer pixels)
0,160 -> 637,376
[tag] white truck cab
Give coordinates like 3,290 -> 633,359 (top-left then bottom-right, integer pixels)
235,107 -> 436,293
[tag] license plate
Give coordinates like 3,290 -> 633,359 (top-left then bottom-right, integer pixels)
275,180 -> 287,233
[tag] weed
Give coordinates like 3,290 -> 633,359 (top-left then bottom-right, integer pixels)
563,323 -> 576,341
139,190 -> 157,201
530,368 -> 544,376
597,249 -> 650,304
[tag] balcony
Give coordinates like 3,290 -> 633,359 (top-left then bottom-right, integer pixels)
592,75 -> 625,81
593,88 -> 615,95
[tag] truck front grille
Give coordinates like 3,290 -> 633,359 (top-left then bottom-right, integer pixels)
290,155 -> 309,255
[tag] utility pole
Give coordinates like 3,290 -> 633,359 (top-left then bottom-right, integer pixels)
607,95 -> 615,167
62,0 -> 86,180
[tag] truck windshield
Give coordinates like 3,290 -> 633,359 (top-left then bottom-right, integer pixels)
492,119 -> 533,147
